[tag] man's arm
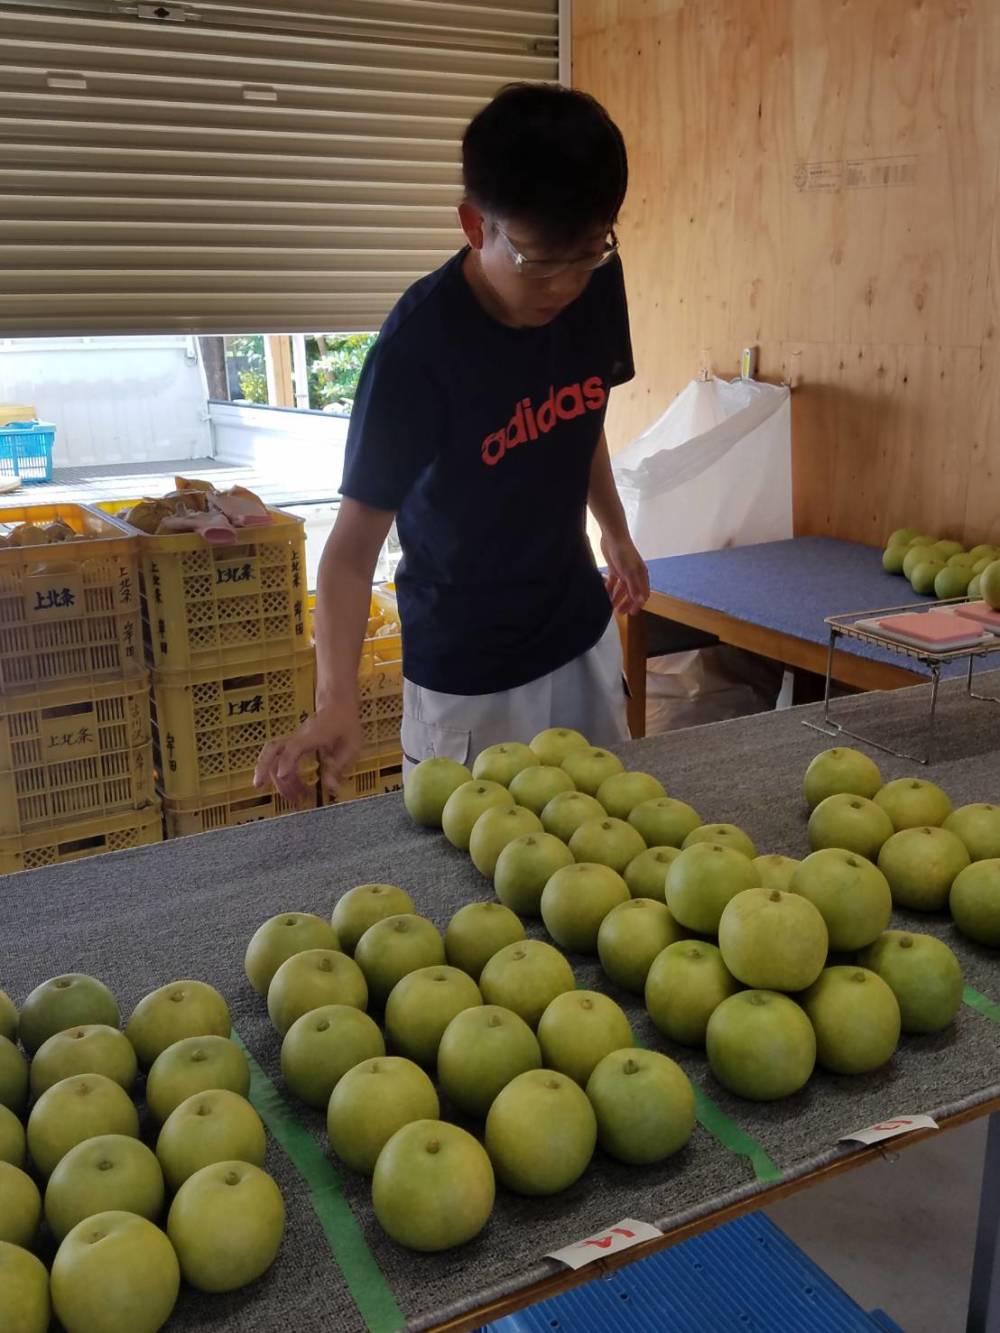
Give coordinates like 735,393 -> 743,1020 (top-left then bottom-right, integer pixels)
254,497 -> 394,801
589,429 -> 649,615
314,498 -> 395,710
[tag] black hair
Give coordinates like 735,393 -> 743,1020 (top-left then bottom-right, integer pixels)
462,83 -> 627,247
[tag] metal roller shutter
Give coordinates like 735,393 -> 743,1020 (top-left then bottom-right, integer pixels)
0,0 -> 560,335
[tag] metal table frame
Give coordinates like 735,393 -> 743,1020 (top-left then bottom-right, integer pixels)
803,600 -> 1000,763
971,1112 -> 1000,1332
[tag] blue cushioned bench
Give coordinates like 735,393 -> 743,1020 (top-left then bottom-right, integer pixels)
623,537 -> 996,736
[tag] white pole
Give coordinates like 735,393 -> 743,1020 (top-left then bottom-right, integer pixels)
263,336 -> 278,407
292,333 -> 311,410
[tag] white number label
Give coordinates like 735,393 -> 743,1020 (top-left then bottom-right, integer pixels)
841,1114 -> 938,1146
547,1218 -> 662,1271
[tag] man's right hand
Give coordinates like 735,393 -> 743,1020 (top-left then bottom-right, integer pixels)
254,701 -> 362,804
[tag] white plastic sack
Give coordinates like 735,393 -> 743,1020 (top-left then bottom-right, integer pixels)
613,376 -> 792,560
644,646 -> 785,735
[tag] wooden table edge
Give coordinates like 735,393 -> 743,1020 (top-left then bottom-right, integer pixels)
429,1094 -> 1000,1333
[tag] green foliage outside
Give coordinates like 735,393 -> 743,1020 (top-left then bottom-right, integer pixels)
240,370 -> 269,403
306,333 -> 376,412
226,334 -> 266,404
224,332 -> 376,413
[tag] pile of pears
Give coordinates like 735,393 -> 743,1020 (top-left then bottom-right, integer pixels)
882,526 -> 1000,605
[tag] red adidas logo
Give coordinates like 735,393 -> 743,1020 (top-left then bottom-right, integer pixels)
481,375 -> 608,466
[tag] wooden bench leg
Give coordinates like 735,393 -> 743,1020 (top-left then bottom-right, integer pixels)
618,611 -> 647,739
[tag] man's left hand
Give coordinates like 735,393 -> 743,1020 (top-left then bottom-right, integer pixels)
601,531 -> 649,615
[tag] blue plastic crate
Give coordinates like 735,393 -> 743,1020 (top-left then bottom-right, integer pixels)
482,1213 -> 905,1333
0,420 -> 55,483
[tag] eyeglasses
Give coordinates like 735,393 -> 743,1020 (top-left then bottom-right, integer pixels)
494,223 -> 619,280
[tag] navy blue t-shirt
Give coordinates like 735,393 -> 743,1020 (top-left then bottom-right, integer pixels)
340,249 -> 634,695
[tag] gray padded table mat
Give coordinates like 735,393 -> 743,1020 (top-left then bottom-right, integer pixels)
1,672 -> 998,1331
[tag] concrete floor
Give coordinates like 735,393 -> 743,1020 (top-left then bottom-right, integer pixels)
10,455 -> 336,507
767,1115 -> 989,1331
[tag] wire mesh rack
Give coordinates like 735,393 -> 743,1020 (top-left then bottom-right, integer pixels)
802,597 -> 1000,763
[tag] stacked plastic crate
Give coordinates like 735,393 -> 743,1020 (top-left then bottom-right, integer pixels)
0,403 -> 56,486
302,588 -> 403,805
335,593 -> 404,801
0,504 -> 160,873
98,501 -> 319,836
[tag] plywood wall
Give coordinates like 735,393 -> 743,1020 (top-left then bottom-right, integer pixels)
575,0 -> 1000,545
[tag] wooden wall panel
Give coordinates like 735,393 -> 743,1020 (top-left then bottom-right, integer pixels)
779,341 -> 982,542
967,198 -> 1000,545
575,0 -> 1000,546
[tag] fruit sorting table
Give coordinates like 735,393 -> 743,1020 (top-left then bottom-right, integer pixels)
622,537 -> 997,738
1,671 -> 999,1332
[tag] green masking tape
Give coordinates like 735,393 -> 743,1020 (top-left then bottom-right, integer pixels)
964,984 -> 1000,1025
691,1083 -> 783,1184
233,1032 -> 404,1333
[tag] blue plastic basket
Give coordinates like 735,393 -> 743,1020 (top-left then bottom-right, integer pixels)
0,420 -> 55,484
481,1213 -> 905,1333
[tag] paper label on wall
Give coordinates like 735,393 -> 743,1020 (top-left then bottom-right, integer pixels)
793,160 -> 843,192
845,155 -> 917,189
547,1218 -> 662,1271
794,154 -> 917,193
841,1114 -> 938,1146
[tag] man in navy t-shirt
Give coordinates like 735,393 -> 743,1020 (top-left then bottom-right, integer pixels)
257,83 -> 649,799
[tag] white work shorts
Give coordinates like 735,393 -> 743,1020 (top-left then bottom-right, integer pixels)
400,617 -> 629,778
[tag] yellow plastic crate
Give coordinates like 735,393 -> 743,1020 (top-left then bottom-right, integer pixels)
0,503 -> 143,691
357,590 -> 402,702
94,499 -> 310,672
0,804 -> 163,875
162,778 -> 318,838
152,649 -> 316,799
326,750 -> 403,804
357,596 -> 401,758
0,674 -> 155,837
356,688 -> 403,757
308,586 -> 402,704
307,587 -> 403,757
